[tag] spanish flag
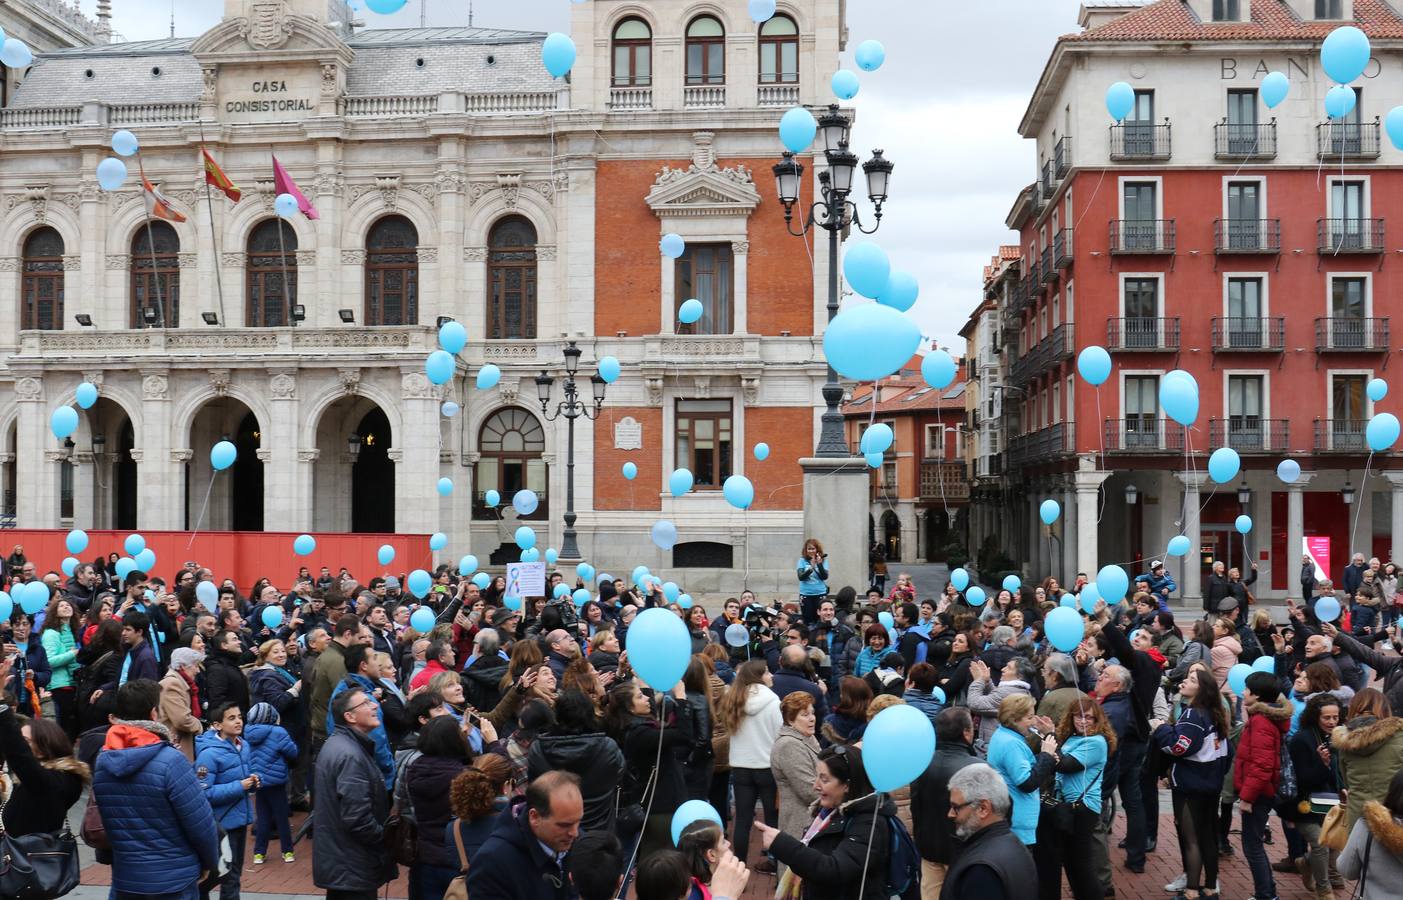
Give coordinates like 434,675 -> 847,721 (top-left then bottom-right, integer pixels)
202,147 -> 241,203
139,160 -> 188,223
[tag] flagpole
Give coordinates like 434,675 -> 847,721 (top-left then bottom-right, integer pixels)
197,123 -> 229,328
136,155 -> 170,329
275,216 -> 294,327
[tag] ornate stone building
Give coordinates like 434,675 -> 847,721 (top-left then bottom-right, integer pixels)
0,0 -> 845,592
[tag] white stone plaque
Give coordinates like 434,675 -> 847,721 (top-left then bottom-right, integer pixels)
614,416 -> 643,450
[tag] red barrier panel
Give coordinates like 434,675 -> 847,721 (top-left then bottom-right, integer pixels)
2,530 -> 435,590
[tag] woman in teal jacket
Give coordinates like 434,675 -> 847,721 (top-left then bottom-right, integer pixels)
196,702 -> 258,900
985,692 -> 1059,844
39,596 -> 81,739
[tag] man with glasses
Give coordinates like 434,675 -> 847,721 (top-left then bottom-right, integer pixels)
544,629 -> 578,680
313,688 -> 396,900
940,763 -> 1035,900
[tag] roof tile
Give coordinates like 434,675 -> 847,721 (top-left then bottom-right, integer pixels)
1067,0 -> 1403,42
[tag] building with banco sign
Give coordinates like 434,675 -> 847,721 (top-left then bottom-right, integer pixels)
0,0 -> 851,593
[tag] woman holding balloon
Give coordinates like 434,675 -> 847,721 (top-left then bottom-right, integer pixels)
986,693 -> 1059,845
1035,699 -> 1116,900
604,678 -> 694,860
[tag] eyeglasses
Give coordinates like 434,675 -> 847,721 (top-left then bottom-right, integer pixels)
345,699 -> 373,715
948,800 -> 976,814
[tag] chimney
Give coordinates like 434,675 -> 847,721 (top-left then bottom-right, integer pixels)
1078,0 -> 1149,31
95,0 -> 113,43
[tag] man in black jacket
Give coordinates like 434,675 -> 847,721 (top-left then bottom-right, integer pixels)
771,645 -> 828,721
1204,560 -> 1232,616
911,707 -> 978,900
466,770 -> 583,900
941,763 -> 1036,900
1323,621 -> 1403,713
313,687 -> 397,899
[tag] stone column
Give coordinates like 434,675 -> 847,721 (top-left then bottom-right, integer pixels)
72,451 -> 95,529
1385,473 -> 1403,566
137,370 -> 178,530
13,376 -> 51,527
265,370 -> 304,530
1061,483 -> 1079,583
1074,459 -> 1111,578
1175,471 -> 1210,607
434,146 -> 465,322
396,369 -> 443,535
801,457 -> 870,591
1287,472 -> 1317,601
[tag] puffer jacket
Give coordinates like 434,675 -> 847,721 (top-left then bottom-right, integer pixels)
1232,699 -> 1292,804
405,754 -> 471,869
39,624 -> 79,690
194,730 -> 253,829
246,722 -> 299,787
93,720 -> 219,895
1334,715 -> 1403,828
1210,635 -> 1242,689
526,729 -> 625,833
767,792 -> 893,900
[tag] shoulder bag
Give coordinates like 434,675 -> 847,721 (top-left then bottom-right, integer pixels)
443,820 -> 470,900
1321,803 -> 1351,852
1041,742 -> 1095,834
0,795 -> 80,900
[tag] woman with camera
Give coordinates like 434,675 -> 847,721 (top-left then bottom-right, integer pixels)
797,538 -> 830,625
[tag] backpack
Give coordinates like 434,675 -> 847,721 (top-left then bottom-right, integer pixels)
885,813 -> 922,900
1277,735 -> 1298,804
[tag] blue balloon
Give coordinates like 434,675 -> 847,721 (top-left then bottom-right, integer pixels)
572,588 -> 590,606
678,298 -> 705,325
864,704 -> 934,791
1388,107 -> 1403,150
96,157 -> 127,191
577,563 -> 595,582
1002,574 -> 1022,593
922,349 -> 957,390
472,572 -> 491,590
662,581 -> 681,603
425,350 -> 455,385
1325,84 -> 1357,119
407,569 -> 432,598
622,462 -> 638,480
1039,499 -> 1061,525
410,608 -> 436,632
441,401 -> 460,418
196,580 -> 218,612
598,356 -> 621,384
1252,655 -> 1277,675
877,271 -> 918,312
1321,25 -> 1370,84
723,475 -> 755,510
966,586 -> 987,606
124,534 -> 146,556
832,69 -> 860,100
458,555 -> 478,576
626,608 -> 692,691
210,440 -> 237,471
1235,515 -> 1253,535
1,38 -> 33,70
62,557 -> 78,577
65,530 -> 88,555
1077,346 -> 1112,386
1097,564 -> 1130,602
1368,378 -> 1389,402
274,193 -> 299,219
514,526 -> 537,550
377,544 -> 395,566
1368,413 -> 1400,452
651,519 -> 678,550
429,532 -> 448,551
860,423 -> 894,454
864,452 -> 883,468
115,557 -> 136,581
262,606 -> 284,629
553,583 -> 571,600
1208,447 -> 1241,484
476,364 -> 501,390
754,442 -> 770,461
294,534 -> 316,556
854,39 -> 886,72
0,592 -> 11,622
76,382 -> 99,409
1167,535 -> 1192,557
1045,606 -> 1086,653
678,594 -> 694,609
747,0 -> 777,22
1160,376 -> 1199,427
438,477 -> 454,496
660,233 -> 686,259
778,106 -> 817,153
878,610 -> 894,629
485,490 -> 500,507
1277,459 -> 1301,484
1106,81 -> 1135,121
843,244 -> 891,300
1078,584 -> 1102,614
1227,663 -> 1254,696
51,406 -> 78,439
520,548 -> 539,563
438,320 -> 466,354
542,32 -> 577,77
365,0 -> 407,11
545,548 -> 558,565
134,548 -> 156,573
1261,71 -> 1289,109
632,566 -> 651,586
513,489 -> 540,516
950,568 -> 970,592
1061,594 -> 1079,609
825,303 -> 922,381
504,595 -> 523,611
669,469 -> 694,497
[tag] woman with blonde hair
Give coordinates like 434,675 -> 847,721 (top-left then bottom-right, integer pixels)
1209,617 -> 1242,689
718,658 -> 782,873
771,691 -> 820,866
797,537 -> 829,624
986,693 -> 1059,845
1035,699 -> 1116,900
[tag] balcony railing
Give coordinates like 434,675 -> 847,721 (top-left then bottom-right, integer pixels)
1007,423 -> 1076,468
1025,260 -> 1041,291
1109,220 -> 1176,254
608,87 -> 653,111
683,85 -> 726,109
1103,418 -> 1187,453
1109,121 -> 1172,161
1317,120 -> 1381,160
872,482 -> 901,503
1010,323 -> 1075,387
920,462 -> 970,502
1040,246 -> 1055,283
757,84 -> 800,107
1208,419 -> 1291,453
1054,135 -> 1072,178
1053,228 -> 1073,269
1041,160 -> 1058,201
344,95 -> 437,117
1107,317 -> 1181,352
1314,317 -> 1390,352
1214,121 -> 1277,159
1314,419 -> 1369,453
1210,316 -> 1286,352
1213,218 -> 1282,253
1317,218 -> 1385,254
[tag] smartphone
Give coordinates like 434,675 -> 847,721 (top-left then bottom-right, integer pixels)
467,712 -> 482,728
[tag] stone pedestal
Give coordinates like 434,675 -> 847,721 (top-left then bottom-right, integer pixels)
801,456 -> 870,593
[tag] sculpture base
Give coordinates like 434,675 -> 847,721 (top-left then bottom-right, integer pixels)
800,456 -> 871,597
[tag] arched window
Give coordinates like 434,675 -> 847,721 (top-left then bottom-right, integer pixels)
759,15 -> 799,84
486,216 -> 537,340
246,220 -> 297,327
20,228 -> 64,331
686,16 -> 725,85
365,215 -> 419,326
475,407 -> 547,520
611,18 -> 652,87
130,222 -> 180,328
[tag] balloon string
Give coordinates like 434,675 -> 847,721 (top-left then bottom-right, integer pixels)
616,694 -> 668,896
186,471 -> 217,549
854,790 -> 882,900
1096,386 -> 1108,525
1349,451 -> 1373,560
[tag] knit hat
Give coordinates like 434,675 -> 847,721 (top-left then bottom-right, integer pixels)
170,647 -> 205,671
384,576 -> 401,591
246,702 -> 279,726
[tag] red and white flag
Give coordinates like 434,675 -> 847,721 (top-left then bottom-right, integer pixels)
139,161 -> 188,223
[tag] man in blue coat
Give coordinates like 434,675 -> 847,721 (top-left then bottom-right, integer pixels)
92,678 -> 219,900
324,643 -> 395,787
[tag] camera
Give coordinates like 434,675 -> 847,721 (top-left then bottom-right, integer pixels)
742,603 -> 782,643
543,597 -> 581,632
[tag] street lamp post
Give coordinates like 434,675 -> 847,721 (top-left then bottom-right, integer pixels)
772,104 -> 894,457
536,340 -> 608,560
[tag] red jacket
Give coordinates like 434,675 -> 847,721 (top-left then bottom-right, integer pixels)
410,658 -> 450,693
1232,699 -> 1293,804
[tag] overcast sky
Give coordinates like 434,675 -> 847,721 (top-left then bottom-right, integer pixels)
84,0 -> 1083,352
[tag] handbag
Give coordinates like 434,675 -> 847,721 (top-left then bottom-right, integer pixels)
78,792 -> 107,850
443,820 -> 471,900
0,797 -> 81,900
1321,803 -> 1351,852
1041,746 -> 1094,835
384,811 -> 417,867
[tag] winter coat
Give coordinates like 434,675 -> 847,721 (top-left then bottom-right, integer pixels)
616,700 -> 693,818
770,725 -> 820,840
905,688 -> 945,727
772,669 -> 828,722
1232,699 -> 1292,804
462,654 -> 509,712
1284,724 -> 1339,823
980,643 -> 1021,682
1135,569 -> 1177,605
707,674 -> 731,769
309,639 -> 348,741
768,793 -> 894,900
327,673 -> 396,787
245,722 -> 299,787
312,725 -> 396,891
967,678 -> 1032,743
1338,801 -> 1403,898
911,738 -> 978,863
93,720 -> 220,895
194,730 -> 253,829
727,684 -> 783,768
249,664 -> 306,743
821,712 -> 867,746
1334,630 -> 1403,718
987,724 -> 1050,844
1352,594 -> 1383,635
406,754 -> 472,869
39,624 -> 79,690
204,646 -> 251,714
1334,715 -> 1403,829
1210,635 -> 1242,689
853,645 -> 888,678
464,800 -> 573,900
0,705 -> 88,836
526,730 -> 625,834
1166,639 -> 1208,685
1343,562 -> 1367,597
157,669 -> 204,760
1037,686 -> 1088,729
1156,630 -> 1186,669
1152,705 -> 1232,796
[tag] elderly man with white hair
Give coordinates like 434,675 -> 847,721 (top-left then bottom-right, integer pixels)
158,646 -> 206,760
941,763 -> 1037,900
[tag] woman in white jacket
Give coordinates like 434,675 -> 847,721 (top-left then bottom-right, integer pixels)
718,659 -> 783,873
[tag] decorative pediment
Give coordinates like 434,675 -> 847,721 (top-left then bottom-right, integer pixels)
645,164 -> 762,219
191,3 -> 352,65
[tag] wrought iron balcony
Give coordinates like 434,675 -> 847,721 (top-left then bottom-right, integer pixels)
1314,419 -> 1369,453
1103,418 -> 1187,453
1214,121 -> 1277,159
1110,121 -> 1172,161
1041,160 -> 1057,202
1213,219 -> 1281,254
1007,422 -> 1075,468
1316,120 -> 1381,160
1317,218 -> 1385,254
1314,317 -> 1390,352
1207,419 -> 1291,453
1040,246 -> 1056,284
1211,316 -> 1286,352
1106,317 -> 1181,352
1109,220 -> 1175,254
1054,135 -> 1072,178
1053,228 -> 1074,270
1009,323 -> 1075,387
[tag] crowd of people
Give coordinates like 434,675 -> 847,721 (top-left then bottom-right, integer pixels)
1,540 -> 1403,900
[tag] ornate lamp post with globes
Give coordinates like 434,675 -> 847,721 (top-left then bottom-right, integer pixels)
535,341 -> 608,561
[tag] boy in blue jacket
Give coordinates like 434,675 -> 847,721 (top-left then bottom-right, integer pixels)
245,702 -> 299,864
196,702 -> 259,900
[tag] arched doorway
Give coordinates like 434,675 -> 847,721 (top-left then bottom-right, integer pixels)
882,510 -> 902,562
116,419 -> 137,530
352,408 -> 394,533
186,398 -> 263,531
311,397 -> 395,533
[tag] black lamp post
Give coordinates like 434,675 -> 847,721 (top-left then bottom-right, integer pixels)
772,104 -> 894,457
536,340 -> 608,560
